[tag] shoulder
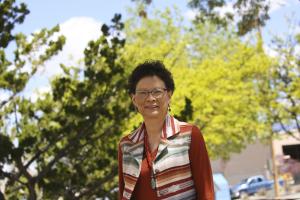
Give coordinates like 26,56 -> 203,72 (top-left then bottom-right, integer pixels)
177,121 -> 204,143
119,134 -> 131,144
174,120 -> 203,143
118,126 -> 143,150
119,123 -> 143,143
176,120 -> 201,135
189,125 -> 205,145
118,128 -> 134,147
118,134 -> 133,155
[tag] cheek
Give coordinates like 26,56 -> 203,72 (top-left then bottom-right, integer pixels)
160,98 -> 170,109
163,101 -> 169,108
164,96 -> 171,105
134,99 -> 144,108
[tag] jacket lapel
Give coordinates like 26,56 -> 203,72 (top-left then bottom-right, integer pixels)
125,115 -> 181,166
155,115 -> 181,162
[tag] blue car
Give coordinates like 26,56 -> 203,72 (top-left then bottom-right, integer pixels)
230,175 -> 284,199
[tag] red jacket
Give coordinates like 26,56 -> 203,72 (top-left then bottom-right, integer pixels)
118,115 -> 214,200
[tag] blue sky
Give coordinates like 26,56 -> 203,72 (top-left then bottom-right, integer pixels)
18,0 -> 133,34
18,0 -> 188,34
19,0 -> 300,36
18,0 -> 300,53
11,0 -> 300,101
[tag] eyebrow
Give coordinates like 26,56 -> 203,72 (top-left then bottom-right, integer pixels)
136,87 -> 165,90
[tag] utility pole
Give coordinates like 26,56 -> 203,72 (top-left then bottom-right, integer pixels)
255,14 -> 281,198
271,136 -> 280,197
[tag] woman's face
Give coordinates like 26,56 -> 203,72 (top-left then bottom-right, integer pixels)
132,76 -> 172,120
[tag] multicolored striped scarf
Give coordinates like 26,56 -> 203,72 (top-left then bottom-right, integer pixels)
120,115 -> 196,200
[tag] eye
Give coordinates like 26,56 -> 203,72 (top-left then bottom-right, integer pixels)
152,89 -> 166,98
136,91 -> 148,96
152,90 -> 163,95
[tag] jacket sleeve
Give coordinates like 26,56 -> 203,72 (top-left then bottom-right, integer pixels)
118,143 -> 124,200
189,126 -> 215,200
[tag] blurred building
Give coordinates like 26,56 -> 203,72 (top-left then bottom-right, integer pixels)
211,132 -> 300,185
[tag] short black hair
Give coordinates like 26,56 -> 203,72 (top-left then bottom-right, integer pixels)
128,60 -> 175,94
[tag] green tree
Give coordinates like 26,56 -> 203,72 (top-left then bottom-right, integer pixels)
175,23 -> 272,159
33,14 -> 130,199
131,0 -> 293,35
0,0 -> 29,48
258,32 -> 300,141
0,0 -> 65,199
1,12 -> 131,199
251,31 -> 300,197
187,0 -> 271,35
121,7 -> 272,160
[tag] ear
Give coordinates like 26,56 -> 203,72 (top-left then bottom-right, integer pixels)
167,91 -> 173,103
131,94 -> 138,107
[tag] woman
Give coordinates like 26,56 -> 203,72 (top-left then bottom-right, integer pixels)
118,60 -> 214,200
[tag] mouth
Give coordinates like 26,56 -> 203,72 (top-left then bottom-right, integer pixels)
144,105 -> 159,109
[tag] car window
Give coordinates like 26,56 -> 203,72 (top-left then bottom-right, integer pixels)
257,177 -> 263,182
250,179 -> 257,184
241,178 -> 248,183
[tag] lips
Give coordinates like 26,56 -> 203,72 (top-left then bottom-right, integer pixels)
145,105 -> 159,109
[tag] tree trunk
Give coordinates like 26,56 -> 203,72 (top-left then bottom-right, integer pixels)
271,137 -> 280,197
27,182 -> 37,200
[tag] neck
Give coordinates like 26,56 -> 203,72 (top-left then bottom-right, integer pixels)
144,114 -> 166,152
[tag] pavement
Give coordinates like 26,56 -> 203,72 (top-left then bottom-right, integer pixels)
249,193 -> 300,200
247,184 -> 300,200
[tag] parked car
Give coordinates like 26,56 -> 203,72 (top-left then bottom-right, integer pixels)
230,175 -> 284,199
213,173 -> 231,200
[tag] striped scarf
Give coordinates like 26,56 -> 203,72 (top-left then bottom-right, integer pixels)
120,115 -> 196,200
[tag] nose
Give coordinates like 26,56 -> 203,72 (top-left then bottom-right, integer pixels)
145,92 -> 156,101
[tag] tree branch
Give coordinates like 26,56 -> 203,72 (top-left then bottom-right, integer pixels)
276,115 -> 300,141
0,168 -> 26,186
34,120 -> 97,183
287,95 -> 300,133
77,165 -> 118,198
24,134 -> 65,169
0,93 -> 17,109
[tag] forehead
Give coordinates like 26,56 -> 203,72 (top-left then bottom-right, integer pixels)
136,76 -> 166,90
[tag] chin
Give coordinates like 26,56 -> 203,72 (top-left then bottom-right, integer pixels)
144,113 -> 160,118
141,110 -> 165,119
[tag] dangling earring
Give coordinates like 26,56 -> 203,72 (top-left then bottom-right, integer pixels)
168,104 -> 171,112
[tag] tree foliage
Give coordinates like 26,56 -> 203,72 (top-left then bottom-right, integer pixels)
132,0 -> 275,35
187,0 -> 271,35
0,6 -> 131,198
257,32 -> 300,142
176,24 -> 273,159
37,14 -> 129,199
0,0 -> 29,48
128,0 -> 300,156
